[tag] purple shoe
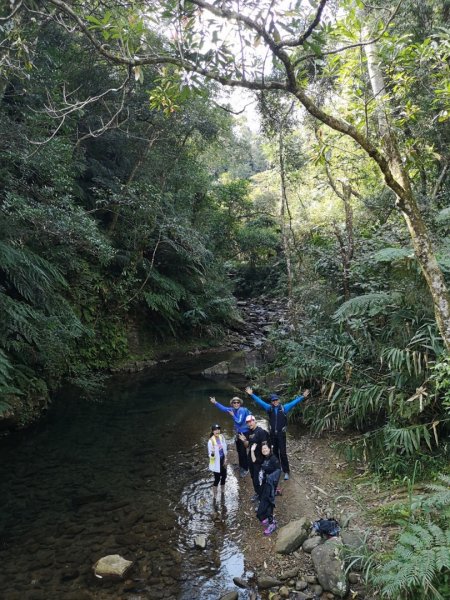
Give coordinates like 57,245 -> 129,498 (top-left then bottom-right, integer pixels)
261,518 -> 269,525
264,522 -> 277,536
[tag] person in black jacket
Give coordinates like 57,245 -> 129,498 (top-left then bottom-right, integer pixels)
238,414 -> 270,499
251,441 -> 281,535
245,386 -> 310,480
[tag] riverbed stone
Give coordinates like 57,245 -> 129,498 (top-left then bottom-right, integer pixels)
232,577 -> 249,588
93,554 -> 133,579
194,534 -> 207,549
295,580 -> 308,590
311,539 -> 348,598
275,517 -> 310,554
291,592 -> 314,600
257,575 -> 282,589
279,566 -> 299,580
220,592 -> 239,600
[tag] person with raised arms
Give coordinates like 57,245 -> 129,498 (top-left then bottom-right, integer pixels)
209,395 -> 250,476
245,386 -> 310,480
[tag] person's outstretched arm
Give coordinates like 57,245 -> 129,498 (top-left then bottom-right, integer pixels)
245,387 -> 271,411
283,389 -> 310,413
210,396 -> 232,413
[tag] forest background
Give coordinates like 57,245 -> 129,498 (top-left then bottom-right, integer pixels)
1,1 -> 449,598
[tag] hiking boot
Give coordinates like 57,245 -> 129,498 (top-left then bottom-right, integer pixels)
284,473 -> 290,480
264,522 -> 277,536
275,487 -> 282,496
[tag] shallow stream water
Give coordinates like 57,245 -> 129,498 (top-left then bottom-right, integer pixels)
0,353 -> 257,600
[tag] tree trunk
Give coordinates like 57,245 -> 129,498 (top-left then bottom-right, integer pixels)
361,38 -> 450,351
278,129 -> 294,312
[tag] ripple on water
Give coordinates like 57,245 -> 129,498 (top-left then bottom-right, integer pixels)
0,358 -> 253,599
176,453 -> 250,599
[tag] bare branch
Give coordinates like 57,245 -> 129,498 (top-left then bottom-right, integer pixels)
431,159 -> 449,203
0,1 -> 23,22
277,0 -> 328,48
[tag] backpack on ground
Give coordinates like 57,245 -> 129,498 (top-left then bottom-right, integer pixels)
312,518 -> 340,538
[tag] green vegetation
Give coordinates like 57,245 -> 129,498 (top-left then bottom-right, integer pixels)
1,1 -> 449,594
369,474 -> 450,599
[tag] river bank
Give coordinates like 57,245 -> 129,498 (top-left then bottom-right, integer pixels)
228,429 -> 380,600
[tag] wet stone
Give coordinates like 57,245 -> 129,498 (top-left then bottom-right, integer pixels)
233,576 -> 249,588
220,592 -> 239,600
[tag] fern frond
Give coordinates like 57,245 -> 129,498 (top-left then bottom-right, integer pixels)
374,521 -> 450,599
333,292 -> 402,322
372,247 -> 414,263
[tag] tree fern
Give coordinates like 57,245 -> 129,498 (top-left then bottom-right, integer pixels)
373,521 -> 450,599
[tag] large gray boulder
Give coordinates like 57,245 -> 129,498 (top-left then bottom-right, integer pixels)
275,517 -> 310,554
311,538 -> 348,598
202,361 -> 229,376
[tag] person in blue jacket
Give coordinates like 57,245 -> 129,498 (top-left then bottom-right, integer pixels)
245,386 -> 310,480
209,395 -> 251,476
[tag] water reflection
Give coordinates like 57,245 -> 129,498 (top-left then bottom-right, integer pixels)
0,354 -> 256,599
176,454 -> 246,599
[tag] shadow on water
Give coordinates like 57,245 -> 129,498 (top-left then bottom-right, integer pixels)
0,353 -> 258,599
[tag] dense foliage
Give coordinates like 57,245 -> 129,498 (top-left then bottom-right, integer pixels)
1,0 -> 449,596
0,18 -> 269,412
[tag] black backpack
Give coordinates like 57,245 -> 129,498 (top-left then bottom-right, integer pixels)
312,518 -> 340,538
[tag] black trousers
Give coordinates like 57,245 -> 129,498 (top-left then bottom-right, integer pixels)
235,434 -> 249,470
248,457 -> 262,495
257,483 -> 275,523
271,431 -> 289,474
213,456 -> 227,486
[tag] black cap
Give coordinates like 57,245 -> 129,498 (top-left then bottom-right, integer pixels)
211,424 -> 221,431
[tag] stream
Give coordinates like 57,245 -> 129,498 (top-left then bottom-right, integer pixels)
0,353 -> 257,600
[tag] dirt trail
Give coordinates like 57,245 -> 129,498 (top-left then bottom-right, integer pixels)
232,429 -> 376,598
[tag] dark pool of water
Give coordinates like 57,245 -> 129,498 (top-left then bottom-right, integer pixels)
0,353 -> 258,599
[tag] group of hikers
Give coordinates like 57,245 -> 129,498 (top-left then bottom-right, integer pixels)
207,386 -> 310,536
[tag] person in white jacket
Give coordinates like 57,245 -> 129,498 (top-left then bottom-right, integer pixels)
208,424 -> 228,493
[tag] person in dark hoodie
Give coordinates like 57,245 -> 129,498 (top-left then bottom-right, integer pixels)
238,414 -> 270,500
251,440 -> 281,535
245,386 -> 310,480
